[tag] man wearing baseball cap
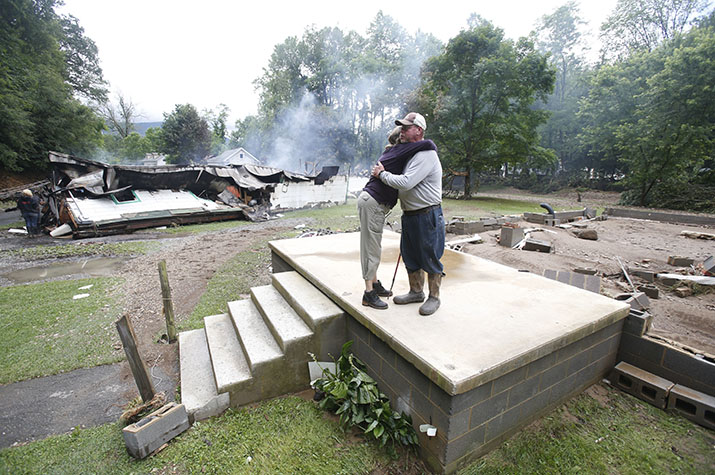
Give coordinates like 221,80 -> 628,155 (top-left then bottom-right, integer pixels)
372,112 -> 445,316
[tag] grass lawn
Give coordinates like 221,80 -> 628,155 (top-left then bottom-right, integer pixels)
0,277 -> 124,384
0,396 -> 399,474
0,241 -> 159,260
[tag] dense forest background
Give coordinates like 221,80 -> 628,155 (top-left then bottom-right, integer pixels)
1,0 -> 713,211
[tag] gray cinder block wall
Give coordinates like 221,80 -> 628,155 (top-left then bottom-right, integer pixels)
347,315 -> 623,473
617,314 -> 715,397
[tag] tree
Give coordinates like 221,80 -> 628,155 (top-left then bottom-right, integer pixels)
600,0 -> 709,59
579,18 -> 715,205
101,92 -> 138,138
0,0 -> 105,171
417,19 -> 556,197
204,104 -> 229,155
533,2 -> 592,175
160,104 -> 211,164
58,13 -> 107,103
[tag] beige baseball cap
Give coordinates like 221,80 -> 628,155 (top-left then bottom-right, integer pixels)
395,112 -> 426,131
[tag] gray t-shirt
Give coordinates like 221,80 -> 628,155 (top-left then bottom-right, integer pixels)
378,150 -> 442,211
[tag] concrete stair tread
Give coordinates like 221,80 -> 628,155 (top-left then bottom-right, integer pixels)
227,299 -> 283,370
271,271 -> 343,328
204,313 -> 252,394
251,285 -> 313,350
178,329 -> 229,420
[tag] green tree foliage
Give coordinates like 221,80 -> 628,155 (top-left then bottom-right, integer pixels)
250,13 -> 441,171
160,104 -> 211,165
580,17 -> 715,206
416,18 -> 556,197
533,2 -> 591,176
0,0 -> 105,172
600,0 -> 709,59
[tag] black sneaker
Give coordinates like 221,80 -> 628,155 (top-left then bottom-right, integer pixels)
362,289 -> 388,309
373,280 -> 393,297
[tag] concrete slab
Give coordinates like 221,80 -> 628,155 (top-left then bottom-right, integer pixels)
204,314 -> 252,394
269,231 -> 630,396
179,329 -> 229,421
227,299 -> 283,373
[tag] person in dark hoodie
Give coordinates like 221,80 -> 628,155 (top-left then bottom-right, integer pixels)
358,123 -> 436,309
17,189 -> 41,236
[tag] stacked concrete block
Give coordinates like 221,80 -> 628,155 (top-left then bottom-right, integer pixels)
667,385 -> 715,430
610,362 -> 673,409
499,227 -> 524,248
453,221 -> 486,235
543,270 -> 601,294
122,403 -> 190,459
347,315 -> 623,473
621,308 -> 652,336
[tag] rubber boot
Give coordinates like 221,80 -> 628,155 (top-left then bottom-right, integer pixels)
419,273 -> 441,315
393,270 -> 425,305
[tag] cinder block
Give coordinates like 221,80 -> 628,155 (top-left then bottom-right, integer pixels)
615,292 -> 650,311
454,221 -> 486,235
667,384 -> 715,430
499,226 -> 524,247
637,284 -> 659,299
544,217 -> 561,226
630,269 -> 656,283
610,361 -> 674,409
622,308 -> 652,336
523,238 -> 552,253
668,256 -> 694,267
574,268 -> 598,275
123,403 -> 190,459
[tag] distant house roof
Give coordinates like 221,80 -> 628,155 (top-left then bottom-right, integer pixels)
206,147 -> 260,166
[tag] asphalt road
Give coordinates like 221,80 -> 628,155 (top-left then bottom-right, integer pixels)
0,362 -> 176,448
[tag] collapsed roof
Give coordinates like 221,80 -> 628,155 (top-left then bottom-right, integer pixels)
46,152 -> 343,238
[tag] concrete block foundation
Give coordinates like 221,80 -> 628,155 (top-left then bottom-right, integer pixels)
348,316 -> 623,472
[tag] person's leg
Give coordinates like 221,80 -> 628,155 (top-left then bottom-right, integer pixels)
358,191 -> 388,309
418,207 -> 445,315
393,214 -> 426,304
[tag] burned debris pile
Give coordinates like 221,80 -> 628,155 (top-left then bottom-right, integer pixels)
36,152 -> 344,238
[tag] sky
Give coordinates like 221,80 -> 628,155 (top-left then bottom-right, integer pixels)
58,0 -> 618,124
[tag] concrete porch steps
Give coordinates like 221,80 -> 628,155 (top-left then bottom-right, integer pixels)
179,271 -> 346,421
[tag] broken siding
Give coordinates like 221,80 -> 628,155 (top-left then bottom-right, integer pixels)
269,176 -> 348,210
66,190 -> 226,225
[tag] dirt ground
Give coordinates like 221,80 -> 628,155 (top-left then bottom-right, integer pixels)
1,188 -> 713,398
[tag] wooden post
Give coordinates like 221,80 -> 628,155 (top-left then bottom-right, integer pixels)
158,260 -> 177,343
116,315 -> 155,402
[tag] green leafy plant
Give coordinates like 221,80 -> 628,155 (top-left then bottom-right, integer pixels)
312,341 -> 419,457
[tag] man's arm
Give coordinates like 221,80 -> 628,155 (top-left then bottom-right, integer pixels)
374,150 -> 436,191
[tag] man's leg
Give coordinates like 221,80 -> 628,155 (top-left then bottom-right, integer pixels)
417,208 -> 445,316
393,214 -> 425,304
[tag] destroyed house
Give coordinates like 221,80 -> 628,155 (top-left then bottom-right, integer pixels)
47,152 -> 347,238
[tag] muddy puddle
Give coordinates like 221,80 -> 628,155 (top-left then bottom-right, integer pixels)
2,257 -> 124,284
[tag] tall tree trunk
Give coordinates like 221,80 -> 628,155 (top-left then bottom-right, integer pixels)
463,169 -> 471,199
